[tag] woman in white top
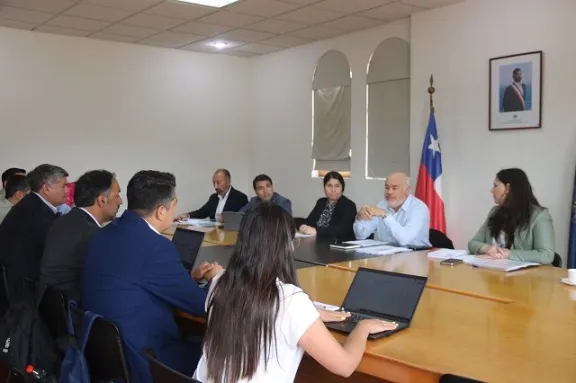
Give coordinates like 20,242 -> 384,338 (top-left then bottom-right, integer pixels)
194,203 -> 397,383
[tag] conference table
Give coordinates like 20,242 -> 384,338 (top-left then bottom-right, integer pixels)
165,225 -> 576,382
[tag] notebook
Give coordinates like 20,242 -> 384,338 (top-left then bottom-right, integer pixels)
464,258 -> 539,272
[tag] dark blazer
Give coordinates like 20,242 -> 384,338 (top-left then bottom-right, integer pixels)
189,187 -> 248,219
502,83 -> 526,112
82,210 -> 207,383
0,193 -> 58,303
304,195 -> 357,242
40,208 -> 100,303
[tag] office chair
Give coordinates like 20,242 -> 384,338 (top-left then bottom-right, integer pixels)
37,285 -> 69,350
70,306 -> 131,382
145,350 -> 201,383
429,229 -> 455,249
552,253 -> 562,268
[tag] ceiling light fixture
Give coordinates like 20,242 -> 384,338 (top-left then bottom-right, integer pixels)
209,41 -> 229,50
175,0 -> 240,7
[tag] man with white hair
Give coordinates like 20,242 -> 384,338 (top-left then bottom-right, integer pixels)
353,172 -> 431,248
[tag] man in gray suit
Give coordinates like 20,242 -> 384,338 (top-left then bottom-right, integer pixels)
40,170 -> 122,302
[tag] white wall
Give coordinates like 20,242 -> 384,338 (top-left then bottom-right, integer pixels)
0,27 -> 251,213
410,0 -> 576,259
249,20 -> 411,218
250,0 -> 576,260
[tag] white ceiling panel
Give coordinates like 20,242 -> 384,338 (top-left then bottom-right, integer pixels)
260,34 -> 310,47
137,30 -> 205,48
85,0 -> 162,12
320,15 -> 382,31
277,6 -> 344,24
90,32 -> 141,42
236,42 -> 281,54
144,2 -> 215,19
226,0 -> 301,18
360,2 -> 425,21
280,0 -> 322,5
0,6 -> 54,24
246,18 -> 305,34
100,23 -> 159,38
173,20 -> 233,36
34,25 -> 91,37
217,28 -> 275,43
196,10 -> 264,27
2,0 -> 76,13
288,25 -> 342,40
64,4 -> 136,22
314,0 -> 394,14
182,38 -> 246,53
122,13 -> 186,29
400,0 -> 463,8
47,15 -> 111,31
0,18 -> 36,29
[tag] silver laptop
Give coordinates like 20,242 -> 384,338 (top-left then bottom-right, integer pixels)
222,212 -> 244,230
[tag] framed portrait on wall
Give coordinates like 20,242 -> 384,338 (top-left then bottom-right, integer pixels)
489,51 -> 542,131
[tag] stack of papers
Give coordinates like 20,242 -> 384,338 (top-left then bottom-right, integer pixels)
178,218 -> 221,227
464,258 -> 539,272
427,249 -> 469,260
343,239 -> 389,247
295,232 -> 314,238
355,245 -> 412,256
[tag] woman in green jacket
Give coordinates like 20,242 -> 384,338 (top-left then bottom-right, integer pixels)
468,168 -> 555,264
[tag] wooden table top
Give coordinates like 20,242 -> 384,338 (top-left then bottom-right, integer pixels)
298,266 -> 576,383
163,224 -> 238,246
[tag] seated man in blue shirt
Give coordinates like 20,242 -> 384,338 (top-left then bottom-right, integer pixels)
239,174 -> 292,216
82,170 -> 222,383
353,172 -> 431,248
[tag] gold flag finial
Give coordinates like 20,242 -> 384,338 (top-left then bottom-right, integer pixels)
428,74 -> 435,112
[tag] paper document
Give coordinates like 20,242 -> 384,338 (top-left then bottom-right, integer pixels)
178,219 -> 221,227
313,301 -> 340,311
344,239 -> 389,247
427,249 -> 469,260
355,245 -> 412,256
464,258 -> 539,272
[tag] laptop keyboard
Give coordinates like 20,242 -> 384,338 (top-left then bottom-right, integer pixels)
345,312 -> 395,325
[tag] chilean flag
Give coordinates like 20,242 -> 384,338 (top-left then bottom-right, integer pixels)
415,111 -> 446,233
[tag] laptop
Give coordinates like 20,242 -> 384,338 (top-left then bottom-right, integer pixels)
222,212 -> 244,231
171,228 -> 205,270
325,268 -> 427,339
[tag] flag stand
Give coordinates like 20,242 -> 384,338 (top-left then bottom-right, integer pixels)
428,74 -> 435,112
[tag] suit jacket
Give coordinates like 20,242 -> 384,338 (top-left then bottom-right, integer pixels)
40,208 -> 100,303
502,83 -> 527,112
304,196 -> 357,242
468,206 -> 555,264
189,187 -> 248,219
82,210 -> 207,383
239,192 -> 293,216
0,193 -> 58,303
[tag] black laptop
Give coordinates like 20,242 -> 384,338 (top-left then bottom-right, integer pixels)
171,228 -> 205,270
222,212 -> 244,231
325,268 -> 427,339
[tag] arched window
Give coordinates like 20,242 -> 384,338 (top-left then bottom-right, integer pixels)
366,38 -> 410,179
312,50 -> 352,177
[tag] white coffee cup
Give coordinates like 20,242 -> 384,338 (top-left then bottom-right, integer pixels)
568,269 -> 576,284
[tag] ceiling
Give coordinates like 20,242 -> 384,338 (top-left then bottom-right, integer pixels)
0,0 -> 463,57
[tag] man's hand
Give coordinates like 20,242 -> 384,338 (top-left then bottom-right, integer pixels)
357,206 -> 373,221
190,262 -> 214,281
204,263 -> 224,281
175,213 -> 190,222
317,308 -> 351,323
369,206 -> 387,218
299,225 -> 317,236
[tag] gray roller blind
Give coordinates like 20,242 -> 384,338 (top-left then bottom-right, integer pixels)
367,38 -> 410,178
312,51 -> 351,172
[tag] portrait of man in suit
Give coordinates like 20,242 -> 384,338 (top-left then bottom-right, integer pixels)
502,68 -> 527,112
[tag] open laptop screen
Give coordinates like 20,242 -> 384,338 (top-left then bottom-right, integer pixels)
342,268 -> 427,322
172,228 -> 205,266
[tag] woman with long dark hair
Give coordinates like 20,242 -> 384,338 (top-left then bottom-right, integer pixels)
194,203 -> 397,382
299,171 -> 357,242
468,168 -> 555,264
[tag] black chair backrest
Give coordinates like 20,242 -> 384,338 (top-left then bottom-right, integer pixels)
0,263 -> 10,310
70,306 -> 131,383
429,229 -> 455,249
145,350 -> 200,383
440,374 -> 485,382
552,253 -> 562,268
38,284 -> 68,343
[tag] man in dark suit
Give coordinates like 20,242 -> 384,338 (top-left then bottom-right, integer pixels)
40,170 -> 122,302
0,164 -> 68,304
82,170 -> 222,383
502,68 -> 527,112
177,168 -> 247,222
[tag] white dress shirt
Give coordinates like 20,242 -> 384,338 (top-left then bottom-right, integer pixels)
79,207 -> 102,228
215,187 -> 231,217
144,219 -> 161,235
33,192 -> 57,214
353,194 -> 431,248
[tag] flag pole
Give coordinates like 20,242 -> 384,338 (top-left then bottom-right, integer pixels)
428,74 -> 435,113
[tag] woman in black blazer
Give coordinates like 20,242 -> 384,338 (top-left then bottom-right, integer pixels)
299,171 -> 357,242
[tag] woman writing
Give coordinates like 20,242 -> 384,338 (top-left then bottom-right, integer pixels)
468,168 -> 555,264
299,171 -> 357,242
194,203 -> 396,382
